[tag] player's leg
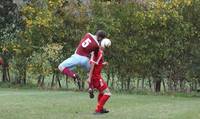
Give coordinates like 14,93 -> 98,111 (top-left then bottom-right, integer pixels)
58,54 -> 79,79
89,77 -> 106,100
80,56 -> 91,72
95,79 -> 111,114
58,54 -> 88,89
98,93 -> 103,102
80,57 -> 95,97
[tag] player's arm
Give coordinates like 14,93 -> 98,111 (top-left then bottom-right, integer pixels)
103,61 -> 109,66
88,52 -> 95,89
88,62 -> 95,99
88,62 -> 94,88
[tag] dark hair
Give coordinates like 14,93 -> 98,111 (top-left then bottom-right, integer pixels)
96,30 -> 107,39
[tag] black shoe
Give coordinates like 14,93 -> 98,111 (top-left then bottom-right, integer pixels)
94,108 -> 109,115
101,108 -> 109,113
88,89 -> 94,99
74,75 -> 81,90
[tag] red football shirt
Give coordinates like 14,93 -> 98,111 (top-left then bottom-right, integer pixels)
75,33 -> 99,57
90,50 -> 104,79
0,59 -> 2,65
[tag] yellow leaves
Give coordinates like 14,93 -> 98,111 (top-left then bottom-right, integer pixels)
13,48 -> 22,54
154,0 -> 192,11
35,16 -> 50,27
22,5 -> 35,14
48,0 -> 54,7
160,14 -> 167,21
21,3 -> 53,28
136,11 -> 144,18
48,0 -> 65,8
24,9 -> 52,28
2,47 -> 8,52
155,0 -> 165,9
46,43 -> 63,51
26,20 -> 33,27
185,0 -> 192,6
172,0 -> 192,7
171,0 -> 193,9
60,32 -> 65,37
160,14 -> 168,26
43,43 -> 63,61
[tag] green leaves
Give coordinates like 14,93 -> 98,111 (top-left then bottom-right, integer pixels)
87,0 -> 200,84
1,0 -> 200,88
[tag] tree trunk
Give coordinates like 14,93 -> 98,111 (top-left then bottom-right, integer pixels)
162,79 -> 166,92
81,79 -> 85,90
179,79 -> 185,92
37,75 -> 42,86
141,78 -> 145,89
111,72 -> 115,89
121,79 -> 124,90
16,74 -> 21,84
1,54 -> 10,82
106,66 -> 110,86
51,74 -> 55,87
41,76 -> 45,87
7,68 -> 10,82
56,74 -> 62,88
189,83 -> 192,92
127,77 -> 131,90
23,69 -> 26,84
148,78 -> 152,90
66,76 -> 68,89
136,78 -> 140,89
173,80 -> 177,91
154,78 -> 161,92
193,81 -> 198,91
2,66 -> 8,82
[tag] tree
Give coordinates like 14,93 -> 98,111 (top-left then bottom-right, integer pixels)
0,0 -> 18,82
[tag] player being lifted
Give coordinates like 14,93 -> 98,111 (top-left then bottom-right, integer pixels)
58,30 -> 106,88
88,38 -> 112,114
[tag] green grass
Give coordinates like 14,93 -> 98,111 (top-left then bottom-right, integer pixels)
0,89 -> 199,119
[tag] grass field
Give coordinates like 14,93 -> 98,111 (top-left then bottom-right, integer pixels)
0,89 -> 199,119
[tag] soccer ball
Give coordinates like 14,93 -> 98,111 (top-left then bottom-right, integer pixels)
101,38 -> 111,48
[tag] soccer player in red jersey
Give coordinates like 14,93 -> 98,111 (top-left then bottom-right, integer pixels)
88,38 -> 111,114
58,30 -> 106,89
0,57 -> 3,66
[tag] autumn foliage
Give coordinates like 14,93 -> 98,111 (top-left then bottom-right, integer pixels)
0,0 -> 200,92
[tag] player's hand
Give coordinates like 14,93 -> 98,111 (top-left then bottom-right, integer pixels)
103,62 -> 109,65
87,78 -> 91,84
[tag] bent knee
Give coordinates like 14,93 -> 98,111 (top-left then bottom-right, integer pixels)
104,92 -> 112,96
103,88 -> 111,96
58,64 -> 65,72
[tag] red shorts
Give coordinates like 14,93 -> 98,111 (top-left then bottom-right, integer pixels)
91,77 -> 108,92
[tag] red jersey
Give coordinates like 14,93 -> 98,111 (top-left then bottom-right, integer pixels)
90,50 -> 104,79
0,58 -> 2,65
75,33 -> 99,57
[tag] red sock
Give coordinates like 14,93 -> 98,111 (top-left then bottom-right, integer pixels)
96,95 -> 110,112
98,93 -> 103,102
62,68 -> 76,78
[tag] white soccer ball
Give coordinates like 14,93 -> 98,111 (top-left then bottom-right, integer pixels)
101,38 -> 111,48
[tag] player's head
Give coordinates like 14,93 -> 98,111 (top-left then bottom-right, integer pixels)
96,30 -> 107,42
100,38 -> 111,50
